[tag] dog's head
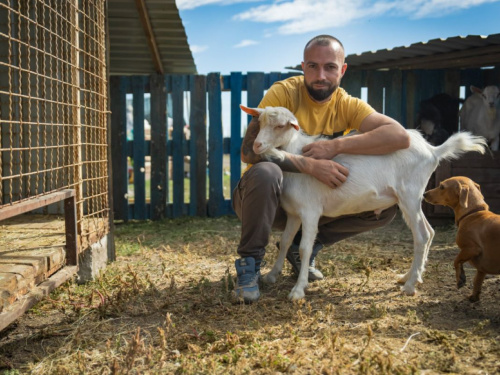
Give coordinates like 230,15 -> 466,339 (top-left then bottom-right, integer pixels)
423,176 -> 485,211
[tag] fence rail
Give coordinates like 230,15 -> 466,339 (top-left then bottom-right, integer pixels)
110,66 -> 500,221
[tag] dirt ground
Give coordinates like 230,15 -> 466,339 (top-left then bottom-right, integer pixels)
0,213 -> 499,374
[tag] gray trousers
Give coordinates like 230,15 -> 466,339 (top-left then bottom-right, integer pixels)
232,162 -> 398,260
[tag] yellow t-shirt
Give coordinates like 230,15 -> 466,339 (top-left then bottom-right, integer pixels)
258,75 -> 374,136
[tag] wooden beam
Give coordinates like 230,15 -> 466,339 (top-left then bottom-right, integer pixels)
134,0 -> 164,74
0,266 -> 78,332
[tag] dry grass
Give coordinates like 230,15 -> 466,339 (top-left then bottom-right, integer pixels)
0,213 -> 499,374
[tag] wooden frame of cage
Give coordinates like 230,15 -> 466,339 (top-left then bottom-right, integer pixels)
0,189 -> 79,331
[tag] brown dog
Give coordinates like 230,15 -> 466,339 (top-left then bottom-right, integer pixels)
424,176 -> 500,302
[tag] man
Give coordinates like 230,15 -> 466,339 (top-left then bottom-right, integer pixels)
232,35 -> 410,303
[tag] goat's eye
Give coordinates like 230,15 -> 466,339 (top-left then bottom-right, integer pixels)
275,125 -> 285,130
439,185 -> 444,190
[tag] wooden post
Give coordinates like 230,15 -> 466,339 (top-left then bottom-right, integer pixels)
230,72 -> 243,200
207,73 -> 224,217
189,75 -> 207,217
150,74 -> 167,220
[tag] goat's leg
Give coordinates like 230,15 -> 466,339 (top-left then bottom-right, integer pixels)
398,204 -> 433,295
262,214 -> 301,284
288,214 -> 319,300
421,213 -> 435,269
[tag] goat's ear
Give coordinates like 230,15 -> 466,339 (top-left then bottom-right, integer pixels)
470,85 -> 482,94
474,181 -> 481,192
240,105 -> 262,117
459,185 -> 469,208
289,120 -> 300,131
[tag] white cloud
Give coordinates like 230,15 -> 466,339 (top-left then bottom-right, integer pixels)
190,45 -> 209,53
233,0 -> 500,35
176,0 -> 264,10
234,39 -> 259,48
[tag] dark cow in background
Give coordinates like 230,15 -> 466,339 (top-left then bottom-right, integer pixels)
416,93 -> 463,145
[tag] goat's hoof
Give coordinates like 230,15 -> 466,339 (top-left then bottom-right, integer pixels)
288,288 -> 305,301
397,273 -> 410,284
262,272 -> 278,284
400,284 -> 416,296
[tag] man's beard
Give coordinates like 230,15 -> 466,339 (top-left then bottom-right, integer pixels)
305,80 -> 337,102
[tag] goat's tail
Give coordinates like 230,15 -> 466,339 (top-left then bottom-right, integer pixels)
433,131 -> 488,161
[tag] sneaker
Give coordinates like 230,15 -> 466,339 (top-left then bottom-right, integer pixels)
233,257 -> 261,303
284,242 -> 324,281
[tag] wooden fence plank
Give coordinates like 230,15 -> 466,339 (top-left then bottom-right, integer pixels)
171,75 -> 186,218
247,72 -> 265,122
207,73 -> 225,217
385,70 -> 402,122
230,72 -> 243,200
132,76 -> 146,220
110,76 -> 128,221
189,75 -> 207,216
342,70 -> 363,99
366,71 -> 384,113
150,74 -> 167,220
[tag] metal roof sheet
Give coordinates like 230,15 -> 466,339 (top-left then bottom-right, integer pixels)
108,0 -> 197,75
286,34 -> 500,72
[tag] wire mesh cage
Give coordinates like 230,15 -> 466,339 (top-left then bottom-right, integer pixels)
0,0 -> 109,250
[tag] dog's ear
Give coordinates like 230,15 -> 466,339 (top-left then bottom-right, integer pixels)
459,185 -> 469,208
474,182 -> 481,192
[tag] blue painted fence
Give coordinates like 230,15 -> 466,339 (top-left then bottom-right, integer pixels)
110,67 -> 500,221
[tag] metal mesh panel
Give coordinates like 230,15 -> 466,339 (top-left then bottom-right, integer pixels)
0,0 -> 109,249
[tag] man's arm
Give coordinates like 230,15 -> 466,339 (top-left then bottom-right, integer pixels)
241,116 -> 349,188
302,112 -> 410,159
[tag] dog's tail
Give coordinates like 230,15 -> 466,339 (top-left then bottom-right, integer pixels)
433,131 -> 487,162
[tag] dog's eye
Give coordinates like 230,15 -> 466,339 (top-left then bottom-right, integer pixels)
439,185 -> 444,190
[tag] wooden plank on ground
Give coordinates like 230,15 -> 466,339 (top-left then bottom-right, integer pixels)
0,265 -> 78,331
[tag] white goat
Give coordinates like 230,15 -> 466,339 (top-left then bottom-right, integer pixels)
241,105 -> 487,301
459,85 -> 500,150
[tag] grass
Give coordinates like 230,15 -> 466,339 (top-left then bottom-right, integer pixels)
0,214 -> 499,374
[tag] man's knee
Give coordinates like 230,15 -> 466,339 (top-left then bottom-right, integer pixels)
242,162 -> 283,194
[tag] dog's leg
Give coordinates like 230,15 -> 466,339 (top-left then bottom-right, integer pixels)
288,211 -> 320,301
455,261 -> 466,289
397,203 -> 432,295
263,215 -> 301,284
453,247 -> 481,289
469,271 -> 486,302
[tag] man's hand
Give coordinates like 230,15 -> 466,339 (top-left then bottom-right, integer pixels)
302,139 -> 338,160
308,159 -> 349,188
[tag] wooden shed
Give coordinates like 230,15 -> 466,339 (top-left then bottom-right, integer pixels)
289,34 -> 500,224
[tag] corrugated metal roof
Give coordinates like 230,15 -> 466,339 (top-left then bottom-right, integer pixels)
108,0 -> 197,75
287,34 -> 500,71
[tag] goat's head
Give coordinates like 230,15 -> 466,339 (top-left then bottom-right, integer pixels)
471,85 -> 500,108
240,105 -> 300,155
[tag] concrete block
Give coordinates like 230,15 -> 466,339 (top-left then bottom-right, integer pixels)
77,234 -> 109,283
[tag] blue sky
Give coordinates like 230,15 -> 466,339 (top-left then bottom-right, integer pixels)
177,0 -> 500,75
